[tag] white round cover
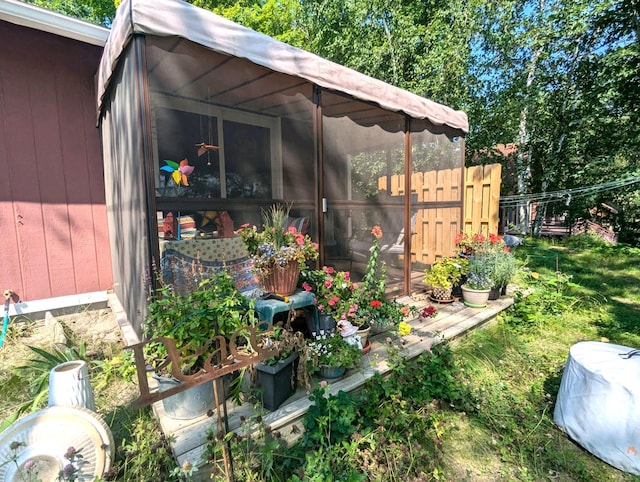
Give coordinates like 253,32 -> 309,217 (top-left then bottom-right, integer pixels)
554,341 -> 640,475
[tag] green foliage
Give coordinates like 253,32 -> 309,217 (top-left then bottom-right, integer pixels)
307,333 -> 362,370
143,272 -> 254,375
24,0 -> 117,26
424,257 -> 469,289
115,409 -> 177,480
203,412 -> 290,481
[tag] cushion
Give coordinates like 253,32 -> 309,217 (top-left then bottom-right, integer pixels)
286,216 -> 309,235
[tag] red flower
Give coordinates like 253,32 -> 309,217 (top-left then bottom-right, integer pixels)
371,225 -> 383,239
489,233 -> 502,244
455,232 -> 464,244
472,233 -> 485,243
302,282 -> 312,292
369,300 -> 382,308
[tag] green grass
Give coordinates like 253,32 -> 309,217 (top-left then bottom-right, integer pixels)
439,235 -> 640,481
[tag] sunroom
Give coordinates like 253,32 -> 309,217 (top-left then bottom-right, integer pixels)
97,0 -> 469,331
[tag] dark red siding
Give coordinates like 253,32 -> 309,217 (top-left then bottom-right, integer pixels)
0,20 -> 112,302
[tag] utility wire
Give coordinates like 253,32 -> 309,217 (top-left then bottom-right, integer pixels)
499,175 -> 640,207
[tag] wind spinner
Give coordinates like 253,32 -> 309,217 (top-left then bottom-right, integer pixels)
160,159 -> 195,186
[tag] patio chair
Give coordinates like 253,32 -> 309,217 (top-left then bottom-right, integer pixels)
348,212 -> 417,270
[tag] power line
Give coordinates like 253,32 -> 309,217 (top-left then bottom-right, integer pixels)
499,175 -> 640,207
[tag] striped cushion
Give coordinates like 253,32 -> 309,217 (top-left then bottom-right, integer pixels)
286,216 -> 309,235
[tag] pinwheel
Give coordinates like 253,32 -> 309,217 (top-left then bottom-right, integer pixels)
160,158 -> 195,186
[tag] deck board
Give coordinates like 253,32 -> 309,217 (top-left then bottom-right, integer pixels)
152,295 -> 515,469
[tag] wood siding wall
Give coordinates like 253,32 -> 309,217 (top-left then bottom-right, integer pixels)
0,21 -> 112,303
386,163 -> 501,265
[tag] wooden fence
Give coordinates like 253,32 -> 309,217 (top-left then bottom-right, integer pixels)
384,163 -> 502,265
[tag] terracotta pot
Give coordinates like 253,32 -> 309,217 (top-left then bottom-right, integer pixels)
261,261 -> 300,296
357,326 -> 371,347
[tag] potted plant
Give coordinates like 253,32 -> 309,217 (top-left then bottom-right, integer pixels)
345,226 -> 416,334
424,257 -> 469,301
307,332 -> 362,380
248,326 -> 312,410
143,272 -> 254,419
300,266 -> 354,334
237,204 -> 318,296
460,268 -> 493,308
487,251 -> 519,298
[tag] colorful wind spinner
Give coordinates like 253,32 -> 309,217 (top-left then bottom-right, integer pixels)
160,159 -> 195,186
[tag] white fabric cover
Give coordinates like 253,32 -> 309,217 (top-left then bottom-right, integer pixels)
554,341 -> 640,475
97,0 -> 468,133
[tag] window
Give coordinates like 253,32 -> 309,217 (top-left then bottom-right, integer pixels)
152,94 -> 282,200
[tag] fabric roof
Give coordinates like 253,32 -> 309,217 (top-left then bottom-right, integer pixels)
97,0 -> 468,133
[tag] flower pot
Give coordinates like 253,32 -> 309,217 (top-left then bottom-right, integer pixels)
319,365 -> 346,380
306,313 -> 337,336
261,261 -> 301,296
255,353 -> 299,411
153,374 -> 220,420
452,275 -> 468,298
488,286 -> 501,300
48,360 -> 96,411
431,286 -> 453,302
461,285 -> 491,308
357,326 -> 371,347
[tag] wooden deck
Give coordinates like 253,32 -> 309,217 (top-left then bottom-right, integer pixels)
147,294 -> 515,471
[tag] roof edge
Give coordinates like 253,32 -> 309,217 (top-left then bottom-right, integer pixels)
0,0 -> 109,46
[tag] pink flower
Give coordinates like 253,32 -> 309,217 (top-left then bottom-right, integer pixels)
325,266 -> 335,274
324,279 -> 333,289
385,337 -> 392,343
328,298 -> 336,306
23,460 -> 36,471
320,380 -> 328,388
371,225 -> 383,239
318,304 -> 324,311
287,226 -> 298,234
296,235 -> 305,246
302,282 -> 312,292
344,271 -> 350,281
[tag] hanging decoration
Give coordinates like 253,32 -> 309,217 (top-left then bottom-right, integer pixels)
160,159 -> 195,186
194,142 -> 219,158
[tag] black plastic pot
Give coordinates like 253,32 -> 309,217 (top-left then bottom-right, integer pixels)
255,353 -> 299,411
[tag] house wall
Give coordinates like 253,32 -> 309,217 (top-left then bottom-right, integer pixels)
0,20 -> 112,303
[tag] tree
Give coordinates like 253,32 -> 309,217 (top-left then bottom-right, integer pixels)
23,0 -> 117,26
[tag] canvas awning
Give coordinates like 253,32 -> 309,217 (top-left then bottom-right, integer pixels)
97,0 -> 468,133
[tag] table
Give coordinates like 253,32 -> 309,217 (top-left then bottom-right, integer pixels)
554,341 -> 640,475
253,289 -> 318,328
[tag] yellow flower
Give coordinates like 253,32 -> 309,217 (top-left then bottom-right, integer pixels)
398,321 -> 411,336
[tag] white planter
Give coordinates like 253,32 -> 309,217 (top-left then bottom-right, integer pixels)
48,360 -> 96,411
461,285 -> 491,308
